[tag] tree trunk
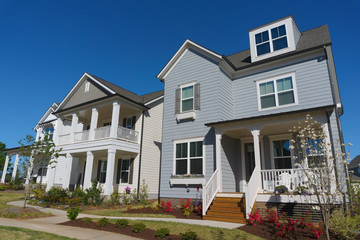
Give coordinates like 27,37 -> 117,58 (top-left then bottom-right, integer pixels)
23,176 -> 30,208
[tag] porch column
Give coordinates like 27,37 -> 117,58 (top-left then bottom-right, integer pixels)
11,154 -> 19,180
110,101 -> 120,138
46,160 -> 56,191
251,130 -> 261,169
104,148 -> 116,195
322,122 -> 337,193
53,118 -> 63,145
35,127 -> 43,141
1,155 -> 10,183
70,113 -> 79,143
89,108 -> 99,140
63,153 -> 73,189
215,131 -> 222,192
83,151 -> 94,190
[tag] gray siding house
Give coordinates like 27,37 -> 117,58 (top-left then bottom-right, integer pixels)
157,16 -> 345,222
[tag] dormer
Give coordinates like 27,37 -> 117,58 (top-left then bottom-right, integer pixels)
249,16 -> 301,63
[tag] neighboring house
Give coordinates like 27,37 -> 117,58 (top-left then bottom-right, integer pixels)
349,155 -> 360,181
157,16 -> 345,222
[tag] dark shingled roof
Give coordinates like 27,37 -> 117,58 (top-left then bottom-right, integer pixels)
349,155 -> 360,181
87,73 -> 163,104
349,155 -> 360,169
225,25 -> 332,70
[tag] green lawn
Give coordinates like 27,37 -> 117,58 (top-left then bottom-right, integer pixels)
0,192 -> 23,210
0,226 -> 76,240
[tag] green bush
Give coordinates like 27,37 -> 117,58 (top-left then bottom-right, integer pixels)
44,187 -> 70,205
0,184 -> 9,191
132,222 -> 146,233
66,207 -> 80,220
330,210 -> 360,240
8,176 -> 24,190
115,219 -> 129,228
32,184 -> 46,199
83,179 -> 103,206
109,190 -> 121,205
139,179 -> 149,205
181,231 -> 198,240
81,217 -> 92,224
97,217 -> 109,227
155,228 -> 170,239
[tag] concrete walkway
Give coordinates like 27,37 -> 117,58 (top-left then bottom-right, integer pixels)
2,201 -> 243,240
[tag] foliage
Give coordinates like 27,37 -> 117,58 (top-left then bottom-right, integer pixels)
8,175 -> 25,190
348,181 -> 360,215
0,142 -> 10,177
83,179 -> 103,206
193,200 -> 202,216
329,210 -> 360,240
125,186 -> 131,192
81,217 -> 92,224
155,228 -> 170,239
130,188 -> 138,204
160,200 -> 174,212
32,184 -> 46,199
180,198 -> 193,216
265,208 -> 280,223
139,179 -> 149,205
115,219 -> 129,228
181,231 -> 198,240
96,217 -> 109,227
66,207 -> 80,220
248,209 -> 263,225
109,190 -> 121,205
275,185 -> 288,194
43,187 -> 69,205
0,184 -> 9,191
295,186 -> 309,195
132,222 -> 146,233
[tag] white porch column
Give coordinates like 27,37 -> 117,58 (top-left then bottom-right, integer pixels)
35,127 -> 43,141
46,160 -> 56,191
83,151 -> 94,189
110,101 -> 120,138
251,129 -> 261,169
215,131 -> 222,192
63,153 -> 73,189
104,148 -> 116,195
11,154 -> 19,180
53,118 -> 63,145
89,108 -> 99,140
70,113 -> 79,143
322,122 -> 337,193
1,155 -> 10,183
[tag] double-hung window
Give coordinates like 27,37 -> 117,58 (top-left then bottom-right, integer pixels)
257,73 -> 297,110
98,160 -> 107,183
175,82 -> 200,118
255,24 -> 288,56
175,139 -> 203,175
255,31 -> 270,56
123,116 -> 136,129
181,85 -> 194,112
305,139 -> 325,168
273,139 -> 292,169
117,159 -> 130,184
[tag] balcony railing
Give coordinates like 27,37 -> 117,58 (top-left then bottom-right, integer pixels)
94,126 -> 111,139
58,133 -> 71,145
117,126 -> 139,142
74,130 -> 90,142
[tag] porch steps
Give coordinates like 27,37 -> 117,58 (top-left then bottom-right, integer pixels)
203,194 -> 247,224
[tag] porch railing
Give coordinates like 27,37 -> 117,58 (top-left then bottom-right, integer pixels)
245,166 -> 261,218
117,126 -> 139,143
94,126 -> 111,139
74,130 -> 90,142
202,169 -> 220,216
58,133 -> 71,145
260,168 -> 327,193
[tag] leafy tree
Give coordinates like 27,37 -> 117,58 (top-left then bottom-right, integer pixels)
19,133 -> 61,208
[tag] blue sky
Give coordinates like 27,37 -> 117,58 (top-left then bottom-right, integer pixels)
0,0 -> 359,160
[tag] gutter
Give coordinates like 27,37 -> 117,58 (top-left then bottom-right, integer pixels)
136,110 -> 145,200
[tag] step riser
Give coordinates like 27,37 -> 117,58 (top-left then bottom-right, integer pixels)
203,216 -> 247,224
211,202 -> 244,207
207,211 -> 246,218
210,206 -> 244,212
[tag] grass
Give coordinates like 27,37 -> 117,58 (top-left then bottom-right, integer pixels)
82,208 -> 175,218
0,192 -> 23,210
0,226 -> 76,240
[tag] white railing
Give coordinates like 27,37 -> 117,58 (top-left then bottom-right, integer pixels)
58,133 -> 71,145
74,130 -> 90,142
245,166 -> 261,218
261,168 -> 327,193
94,126 -> 111,139
117,126 -> 139,143
202,169 -> 220,216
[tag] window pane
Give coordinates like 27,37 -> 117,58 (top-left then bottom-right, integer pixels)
271,25 -> 286,39
277,77 -> 293,91
176,143 -> 187,158
255,31 -> 269,44
100,172 -> 106,183
278,91 -> 295,105
101,161 -> 107,171
308,156 -> 325,168
306,139 -> 324,155
275,157 -> 292,169
190,158 -> 203,174
260,81 -> 274,95
120,172 -> 129,183
182,86 -> 193,99
255,33 -> 262,44
278,25 -> 286,36
271,27 -> 279,39
273,37 -> 288,51
261,95 -> 276,108
190,141 -> 202,157
273,140 -> 290,157
282,140 -> 290,156
182,98 -> 193,112
273,141 -> 282,157
121,159 -> 130,171
256,42 -> 270,56
176,159 -> 187,175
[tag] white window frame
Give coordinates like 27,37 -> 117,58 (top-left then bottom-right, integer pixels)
256,72 -> 298,111
254,24 -> 289,57
269,134 -> 294,170
99,160 -> 107,183
118,158 -> 131,184
255,30 -> 271,56
179,81 -> 196,113
173,137 -> 205,176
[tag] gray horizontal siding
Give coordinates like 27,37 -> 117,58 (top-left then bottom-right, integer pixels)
221,135 -> 240,192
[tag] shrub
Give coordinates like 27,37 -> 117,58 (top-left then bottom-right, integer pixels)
32,184 -> 46,200
8,176 -> 24,190
132,222 -> 146,233
265,208 -> 280,223
81,217 -> 92,224
248,209 -> 263,225
44,187 -> 70,205
330,210 -> 360,240
83,179 -> 103,206
180,198 -> 193,216
109,190 -> 121,205
193,200 -> 202,216
181,231 -> 198,240
0,184 -> 9,191
160,201 -> 174,212
97,217 -> 110,227
115,219 -> 129,228
275,185 -> 288,194
139,179 -> 149,205
121,192 -> 131,205
155,228 -> 170,239
66,207 -> 80,220
130,188 -> 138,204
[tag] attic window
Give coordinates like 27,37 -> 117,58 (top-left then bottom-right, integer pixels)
85,82 -> 90,93
255,24 -> 288,56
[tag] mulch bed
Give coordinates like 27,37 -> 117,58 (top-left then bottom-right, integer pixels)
239,223 -> 360,240
123,207 -> 202,219
60,219 -> 181,240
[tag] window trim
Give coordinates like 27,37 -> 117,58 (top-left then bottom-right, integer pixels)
118,158 -> 131,184
256,72 -> 298,111
173,137 -> 205,176
179,81 -> 196,113
269,134 -> 294,170
254,24 -> 289,57
99,160 -> 107,184
84,82 -> 90,93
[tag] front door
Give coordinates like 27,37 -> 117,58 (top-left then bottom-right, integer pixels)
245,143 -> 256,182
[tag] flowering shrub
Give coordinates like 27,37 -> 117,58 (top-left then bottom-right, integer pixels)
193,200 -> 202,216
275,185 -> 288,194
180,198 -> 193,216
248,209 -> 263,226
160,201 -> 174,212
265,208 -> 281,223
125,186 -> 131,193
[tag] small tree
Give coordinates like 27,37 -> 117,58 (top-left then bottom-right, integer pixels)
289,114 -> 348,240
19,134 -> 61,208
0,141 -> 12,179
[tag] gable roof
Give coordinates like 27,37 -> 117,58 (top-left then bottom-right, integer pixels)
349,155 -> 360,169
34,102 -> 59,130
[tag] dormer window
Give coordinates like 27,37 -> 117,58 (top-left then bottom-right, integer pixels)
271,25 -> 288,51
255,31 -> 270,56
255,24 -> 288,57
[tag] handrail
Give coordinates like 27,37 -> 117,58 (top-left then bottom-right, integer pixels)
245,166 -> 261,218
117,126 -> 139,143
74,130 -> 89,142
202,168 -> 219,216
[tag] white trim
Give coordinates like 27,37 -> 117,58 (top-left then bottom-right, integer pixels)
240,137 -> 263,184
176,111 -> 196,121
157,39 -> 222,81
170,177 -> 205,186
144,95 -> 164,106
256,72 -> 298,111
268,134 -> 294,169
34,102 -> 59,130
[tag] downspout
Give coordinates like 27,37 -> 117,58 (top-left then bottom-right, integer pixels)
136,110 -> 145,200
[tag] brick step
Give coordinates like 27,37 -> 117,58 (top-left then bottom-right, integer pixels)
203,215 -> 248,224
207,210 -> 246,218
